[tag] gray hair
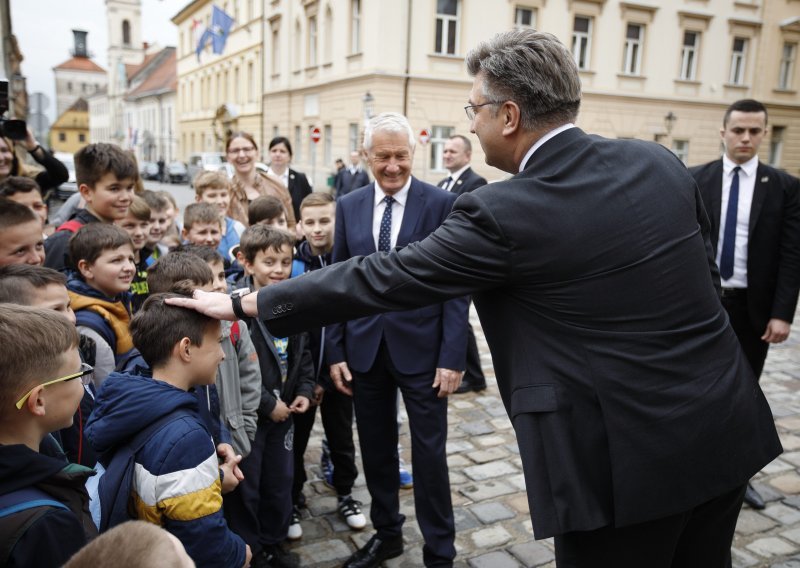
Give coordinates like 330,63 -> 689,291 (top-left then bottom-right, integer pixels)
363,112 -> 416,152
466,29 -> 582,131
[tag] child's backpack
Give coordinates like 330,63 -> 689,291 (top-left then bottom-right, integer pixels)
55,219 -> 85,234
87,409 -> 194,531
0,487 -> 69,564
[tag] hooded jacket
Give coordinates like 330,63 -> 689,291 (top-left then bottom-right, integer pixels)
85,372 -> 246,568
0,439 -> 96,567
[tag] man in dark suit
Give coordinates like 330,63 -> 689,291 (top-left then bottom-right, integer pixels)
172,30 -> 782,568
335,151 -> 371,197
690,99 -> 800,509
326,112 -> 467,567
437,134 -> 489,394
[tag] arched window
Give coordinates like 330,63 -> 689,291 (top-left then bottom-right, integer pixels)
122,20 -> 131,46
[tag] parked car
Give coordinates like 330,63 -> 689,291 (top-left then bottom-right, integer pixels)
219,161 -> 269,178
51,152 -> 78,201
187,152 -> 225,186
167,161 -> 189,184
140,161 -> 160,180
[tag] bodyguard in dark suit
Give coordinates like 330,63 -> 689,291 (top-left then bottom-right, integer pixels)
438,134 -> 489,394
335,151 -> 371,197
691,99 -> 800,509
173,31 -> 782,568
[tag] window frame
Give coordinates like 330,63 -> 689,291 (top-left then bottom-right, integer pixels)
729,37 -> 748,85
622,23 -> 644,76
779,42 -> 797,90
434,0 -> 460,56
571,15 -> 593,71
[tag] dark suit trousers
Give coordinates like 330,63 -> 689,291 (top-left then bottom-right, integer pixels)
722,292 -> 770,379
464,323 -> 486,384
224,417 -> 294,553
292,387 -> 358,501
352,341 -> 455,567
554,485 -> 746,567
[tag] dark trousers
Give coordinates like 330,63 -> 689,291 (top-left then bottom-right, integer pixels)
292,386 -> 358,502
463,323 -> 486,385
352,342 -> 455,567
224,417 -> 293,554
722,292 -> 770,379
554,485 -> 746,568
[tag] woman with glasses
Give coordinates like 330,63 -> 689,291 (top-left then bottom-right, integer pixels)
225,132 -> 295,228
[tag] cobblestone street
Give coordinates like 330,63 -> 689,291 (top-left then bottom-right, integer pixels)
288,309 -> 800,568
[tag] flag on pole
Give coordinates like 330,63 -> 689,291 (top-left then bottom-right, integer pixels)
209,5 -> 235,55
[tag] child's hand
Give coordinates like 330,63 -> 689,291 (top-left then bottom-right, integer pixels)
219,455 -> 243,494
270,400 -> 292,422
290,396 -> 311,414
217,443 -> 245,482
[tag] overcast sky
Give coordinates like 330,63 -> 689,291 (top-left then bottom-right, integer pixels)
10,0 -> 187,123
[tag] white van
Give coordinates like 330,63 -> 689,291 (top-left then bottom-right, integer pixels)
187,152 -> 225,186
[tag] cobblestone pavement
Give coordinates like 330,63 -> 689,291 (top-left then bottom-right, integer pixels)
287,309 -> 800,568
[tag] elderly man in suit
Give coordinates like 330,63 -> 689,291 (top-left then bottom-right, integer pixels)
690,99 -> 800,510
335,151 -> 371,197
438,135 -> 489,394
171,29 -> 781,568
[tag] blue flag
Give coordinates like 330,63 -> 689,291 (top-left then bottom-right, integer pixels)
210,5 -> 235,55
196,28 -> 213,61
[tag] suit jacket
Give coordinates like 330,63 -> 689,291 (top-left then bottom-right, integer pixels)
324,178 -> 468,375
690,159 -> 800,333
287,168 -> 312,222
335,167 -> 371,197
438,166 -> 487,195
259,128 -> 781,539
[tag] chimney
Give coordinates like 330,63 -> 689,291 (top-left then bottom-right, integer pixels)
73,29 -> 88,58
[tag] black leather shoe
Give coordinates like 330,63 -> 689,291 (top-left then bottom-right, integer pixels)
744,482 -> 766,510
455,378 -> 487,394
343,534 -> 403,568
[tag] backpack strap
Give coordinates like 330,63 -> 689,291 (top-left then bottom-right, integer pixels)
230,321 -> 240,347
75,310 -> 117,355
56,219 -> 85,234
0,488 -> 69,565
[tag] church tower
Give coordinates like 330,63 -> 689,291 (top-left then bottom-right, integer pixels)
106,0 -> 143,98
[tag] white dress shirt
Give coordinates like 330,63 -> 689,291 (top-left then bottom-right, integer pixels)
518,123 -> 576,172
717,154 -> 758,288
443,164 -> 470,191
267,167 -> 289,188
372,179 -> 411,251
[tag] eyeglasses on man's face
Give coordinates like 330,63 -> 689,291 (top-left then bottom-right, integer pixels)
464,101 -> 503,121
15,362 -> 94,410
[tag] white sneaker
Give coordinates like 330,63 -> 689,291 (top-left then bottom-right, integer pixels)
287,507 -> 303,540
338,496 -> 367,530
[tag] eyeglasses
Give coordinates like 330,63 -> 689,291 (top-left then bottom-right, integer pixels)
15,362 -> 94,410
228,147 -> 256,155
464,101 -> 503,121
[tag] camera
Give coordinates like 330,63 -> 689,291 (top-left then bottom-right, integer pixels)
0,79 -> 27,140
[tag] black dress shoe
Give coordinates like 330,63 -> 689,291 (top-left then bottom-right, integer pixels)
343,534 -> 403,568
744,482 -> 766,510
454,378 -> 487,394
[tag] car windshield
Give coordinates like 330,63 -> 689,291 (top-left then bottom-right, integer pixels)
206,154 -> 223,165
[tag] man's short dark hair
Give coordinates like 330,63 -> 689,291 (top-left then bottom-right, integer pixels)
130,292 -> 217,369
239,224 -> 296,262
448,135 -> 472,154
723,99 -> 768,127
0,197 -> 40,229
147,251 -> 214,294
248,195 -> 287,226
0,265 -> 66,305
74,143 -> 138,187
0,176 -> 42,198
69,224 -> 133,268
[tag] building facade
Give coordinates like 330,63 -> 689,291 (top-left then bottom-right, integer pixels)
247,0 -> 799,187
172,0 -> 264,160
50,98 -> 89,154
52,30 -> 107,119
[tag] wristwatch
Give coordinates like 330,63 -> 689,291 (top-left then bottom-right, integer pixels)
230,289 -> 251,320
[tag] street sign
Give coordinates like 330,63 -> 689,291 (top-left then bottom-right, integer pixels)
419,129 -> 430,145
310,127 -> 321,144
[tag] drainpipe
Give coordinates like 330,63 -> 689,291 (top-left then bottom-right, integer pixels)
402,0 -> 412,116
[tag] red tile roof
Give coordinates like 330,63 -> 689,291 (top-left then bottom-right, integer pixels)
53,57 -> 106,73
126,48 -> 177,99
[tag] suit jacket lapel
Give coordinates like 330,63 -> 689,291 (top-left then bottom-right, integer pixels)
396,179 -> 424,246
358,184 -> 377,254
707,161 -> 724,247
749,163 -> 769,234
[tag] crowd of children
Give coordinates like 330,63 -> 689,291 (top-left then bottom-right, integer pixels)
0,141 -> 369,568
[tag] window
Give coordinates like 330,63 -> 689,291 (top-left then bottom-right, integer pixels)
308,16 -> 318,66
67,82 -> 73,93
294,125 -> 302,162
430,125 -> 454,171
234,67 -> 240,103
294,20 -> 302,71
351,0 -> 361,53
349,123 -> 360,151
622,24 -> 643,75
779,43 -> 797,90
59,132 -> 66,142
248,61 -> 255,101
122,20 -> 131,46
679,31 -> 699,81
324,8 -> 333,64
79,133 -> 86,143
769,126 -> 784,167
514,7 -> 535,29
272,28 -> 280,76
572,16 -> 592,70
435,0 -> 459,55
324,125 -> 332,166
671,140 -> 689,165
729,37 -> 747,85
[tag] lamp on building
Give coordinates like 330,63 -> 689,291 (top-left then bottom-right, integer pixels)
362,91 -> 374,126
664,111 -> 677,135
